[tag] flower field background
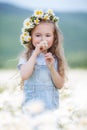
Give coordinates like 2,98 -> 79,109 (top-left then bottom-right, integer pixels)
0,69 -> 87,130
0,2 -> 87,130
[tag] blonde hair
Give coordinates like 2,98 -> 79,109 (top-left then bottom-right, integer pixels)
20,21 -> 68,88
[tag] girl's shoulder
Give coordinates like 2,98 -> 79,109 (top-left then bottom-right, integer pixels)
17,49 -> 33,70
17,57 -> 27,70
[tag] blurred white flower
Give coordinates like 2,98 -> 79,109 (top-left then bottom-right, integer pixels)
0,111 -> 13,125
33,110 -> 58,126
47,9 -> 54,15
0,69 -> 87,130
12,114 -> 33,130
34,9 -> 43,18
34,18 -> 40,25
38,125 -> 58,130
23,18 -> 34,29
23,100 -> 45,115
20,33 -> 31,43
43,14 -> 50,20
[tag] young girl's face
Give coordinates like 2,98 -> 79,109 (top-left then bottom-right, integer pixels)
31,22 -> 54,50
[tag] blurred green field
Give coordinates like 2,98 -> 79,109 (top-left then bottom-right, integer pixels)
0,3 -> 87,69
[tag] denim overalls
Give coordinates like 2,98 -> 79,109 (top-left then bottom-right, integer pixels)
18,53 -> 59,110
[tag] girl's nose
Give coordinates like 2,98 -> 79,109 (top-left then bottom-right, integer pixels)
41,36 -> 45,41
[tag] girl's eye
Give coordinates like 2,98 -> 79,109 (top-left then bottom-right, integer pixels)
36,34 -> 40,37
46,34 -> 50,37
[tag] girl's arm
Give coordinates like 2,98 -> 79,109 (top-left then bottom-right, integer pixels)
20,42 -> 47,80
20,51 -> 37,80
45,52 -> 64,89
49,66 -> 64,89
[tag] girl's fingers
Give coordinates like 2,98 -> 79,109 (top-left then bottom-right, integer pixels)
45,52 -> 52,55
39,41 -> 48,51
45,52 -> 53,58
45,53 -> 54,63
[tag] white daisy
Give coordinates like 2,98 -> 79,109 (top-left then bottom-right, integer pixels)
34,18 -> 40,25
20,34 -> 25,43
47,9 -> 54,16
23,18 -> 33,29
23,32 -> 29,37
34,9 -> 43,18
20,32 -> 31,43
43,14 -> 50,20
25,35 -> 31,42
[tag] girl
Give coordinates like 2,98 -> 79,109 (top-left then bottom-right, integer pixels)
18,9 -> 67,111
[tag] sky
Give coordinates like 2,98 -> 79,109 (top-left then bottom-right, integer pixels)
0,0 -> 87,12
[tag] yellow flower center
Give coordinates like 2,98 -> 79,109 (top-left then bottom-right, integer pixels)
26,22 -> 30,26
44,15 -> 49,20
28,37 -> 31,41
36,11 -> 40,15
39,11 -> 43,15
24,32 -> 28,36
34,19 -> 39,24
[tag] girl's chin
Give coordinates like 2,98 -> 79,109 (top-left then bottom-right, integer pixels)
42,49 -> 47,54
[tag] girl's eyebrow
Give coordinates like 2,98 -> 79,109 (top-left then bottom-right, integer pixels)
35,32 -> 52,34
35,32 -> 41,34
46,33 -> 52,34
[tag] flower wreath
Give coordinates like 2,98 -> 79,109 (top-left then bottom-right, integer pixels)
20,9 -> 59,47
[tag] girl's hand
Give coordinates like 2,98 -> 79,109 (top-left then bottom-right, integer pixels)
45,52 -> 55,70
34,41 -> 48,56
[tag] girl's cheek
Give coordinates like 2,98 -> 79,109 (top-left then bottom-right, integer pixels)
37,38 -> 42,43
36,39 -> 41,44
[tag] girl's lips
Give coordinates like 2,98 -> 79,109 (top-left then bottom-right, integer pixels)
40,40 -> 48,48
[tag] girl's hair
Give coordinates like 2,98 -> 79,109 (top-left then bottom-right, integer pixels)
20,20 -> 68,87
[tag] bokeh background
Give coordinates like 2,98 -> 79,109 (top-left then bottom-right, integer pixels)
0,0 -> 87,130
0,0 -> 87,69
